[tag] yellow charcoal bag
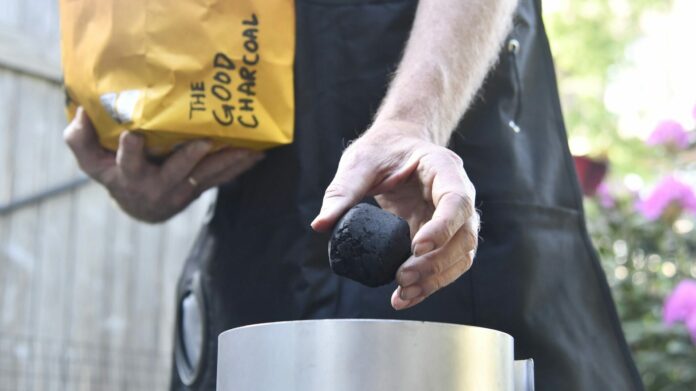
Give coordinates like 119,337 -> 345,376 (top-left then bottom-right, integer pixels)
60,0 -> 295,155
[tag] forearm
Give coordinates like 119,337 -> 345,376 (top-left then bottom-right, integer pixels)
372,0 -> 518,145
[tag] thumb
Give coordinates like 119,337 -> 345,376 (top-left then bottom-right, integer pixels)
311,150 -> 378,232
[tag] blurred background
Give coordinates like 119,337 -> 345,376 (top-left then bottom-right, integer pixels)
546,0 -> 696,388
0,0 -> 695,390
543,0 -> 696,390
0,1 -> 213,390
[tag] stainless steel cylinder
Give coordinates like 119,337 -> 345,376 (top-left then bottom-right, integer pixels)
217,319 -> 532,391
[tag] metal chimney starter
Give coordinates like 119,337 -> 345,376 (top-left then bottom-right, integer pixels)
217,319 -> 534,391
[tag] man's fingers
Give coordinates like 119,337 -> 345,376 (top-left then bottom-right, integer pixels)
188,148 -> 260,184
160,140 -> 213,188
63,107 -> 115,177
165,151 -> 263,211
63,107 -> 98,153
418,249 -> 474,297
392,253 -> 473,310
409,150 -> 474,256
392,224 -> 478,310
116,131 -> 147,179
193,150 -> 264,189
411,192 -> 472,256
159,145 -> 258,210
311,149 -> 379,232
392,149 -> 478,310
392,285 -> 428,310
397,225 -> 476,286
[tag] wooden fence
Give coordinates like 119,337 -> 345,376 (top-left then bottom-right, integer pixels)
0,1 -> 211,390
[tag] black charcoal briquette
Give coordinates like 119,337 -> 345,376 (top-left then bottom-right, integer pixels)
328,203 -> 412,287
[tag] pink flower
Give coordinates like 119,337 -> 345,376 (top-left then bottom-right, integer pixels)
596,182 -> 615,208
663,280 -> 696,342
647,120 -> 689,150
636,176 -> 696,221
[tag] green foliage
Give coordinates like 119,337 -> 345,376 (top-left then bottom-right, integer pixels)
545,0 -> 672,178
545,1 -> 696,389
586,195 -> 696,390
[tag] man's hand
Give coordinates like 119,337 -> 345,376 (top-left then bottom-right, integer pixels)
311,121 -> 479,311
310,0 -> 515,310
64,107 -> 263,223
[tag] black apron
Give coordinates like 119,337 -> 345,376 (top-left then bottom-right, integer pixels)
171,0 -> 644,389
